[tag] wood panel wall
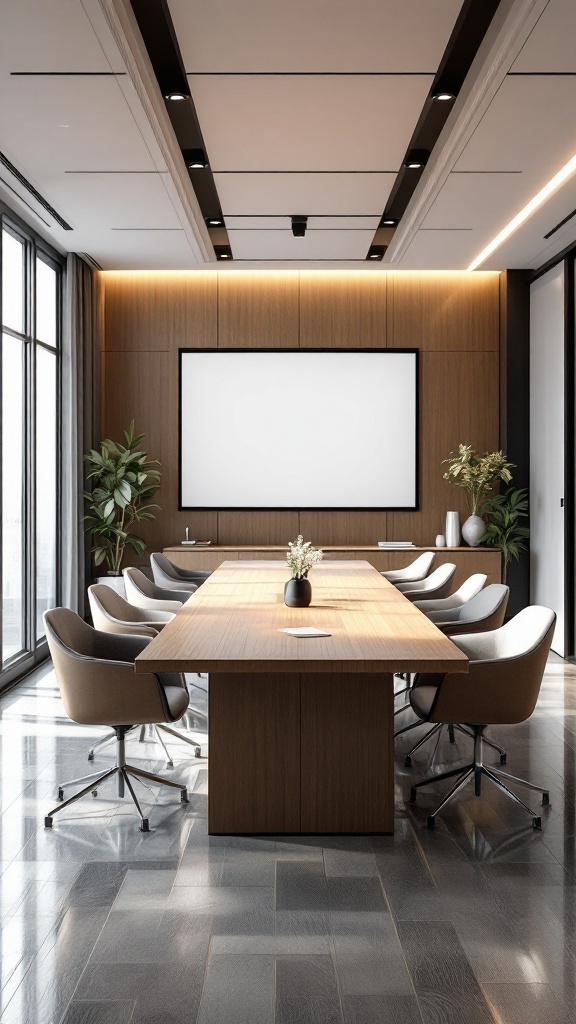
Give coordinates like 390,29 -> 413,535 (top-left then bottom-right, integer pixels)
102,269 -> 500,554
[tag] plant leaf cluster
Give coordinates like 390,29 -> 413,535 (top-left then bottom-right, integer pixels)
84,421 -> 161,573
443,444 -> 514,515
481,488 -> 529,582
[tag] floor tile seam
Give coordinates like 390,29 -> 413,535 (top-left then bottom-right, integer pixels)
384,913 -> 427,1024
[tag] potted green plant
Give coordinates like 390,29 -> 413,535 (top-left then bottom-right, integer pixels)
481,488 -> 529,583
443,444 -> 514,546
84,421 -> 161,576
285,535 -> 323,607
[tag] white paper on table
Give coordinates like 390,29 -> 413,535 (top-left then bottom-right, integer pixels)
278,627 -> 332,638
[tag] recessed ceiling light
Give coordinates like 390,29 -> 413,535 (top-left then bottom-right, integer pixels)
468,152 -> 576,271
404,149 -> 429,170
367,246 -> 385,261
215,245 -> 232,261
432,91 -> 456,101
206,217 -> 224,227
165,91 -> 188,101
184,148 -> 208,169
381,216 -> 398,227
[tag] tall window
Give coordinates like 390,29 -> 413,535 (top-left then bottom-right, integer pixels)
1,213 -> 62,686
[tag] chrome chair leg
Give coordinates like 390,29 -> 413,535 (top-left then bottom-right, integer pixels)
153,726 -> 174,767
403,723 -> 443,767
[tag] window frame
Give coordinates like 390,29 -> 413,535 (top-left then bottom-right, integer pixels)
0,202 -> 64,689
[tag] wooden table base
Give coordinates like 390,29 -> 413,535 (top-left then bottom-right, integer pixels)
208,671 -> 394,834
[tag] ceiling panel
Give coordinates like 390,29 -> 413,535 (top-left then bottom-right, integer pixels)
0,76 -> 157,177
422,172 -> 534,232
394,228 -> 482,269
189,74 -> 432,172
44,172 -> 183,229
213,172 -> 395,216
454,76 -> 576,176
170,0 -> 463,73
225,216 -> 380,230
228,229 -> 374,261
512,0 -> 576,73
76,228 -> 199,270
0,0 -> 116,72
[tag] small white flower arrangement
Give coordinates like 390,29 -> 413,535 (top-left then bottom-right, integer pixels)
286,535 -> 323,580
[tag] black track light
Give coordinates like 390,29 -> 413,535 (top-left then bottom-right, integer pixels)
206,216 -> 224,227
380,216 -> 398,227
367,246 -> 385,261
165,90 -> 188,102
291,215 -> 308,237
214,245 -> 232,260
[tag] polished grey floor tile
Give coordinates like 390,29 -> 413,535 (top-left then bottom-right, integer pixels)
60,1000 -> 135,1024
342,994 -> 423,1024
197,953 -> 275,1024
276,861 -> 386,913
330,912 -> 414,997
276,955 -> 342,1024
483,982 -> 576,1024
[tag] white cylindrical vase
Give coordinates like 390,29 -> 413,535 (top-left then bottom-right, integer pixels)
445,511 -> 460,548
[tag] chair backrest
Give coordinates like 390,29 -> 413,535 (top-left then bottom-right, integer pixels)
43,607 -> 170,726
397,562 -> 456,600
414,573 -> 487,613
123,567 -> 187,611
430,606 -> 556,726
428,583 -> 509,635
88,584 -> 159,637
151,552 -> 211,587
382,551 -> 435,583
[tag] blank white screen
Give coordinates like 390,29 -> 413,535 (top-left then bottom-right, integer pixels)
180,350 -> 417,509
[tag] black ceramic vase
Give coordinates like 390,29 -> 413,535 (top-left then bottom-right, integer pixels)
284,577 -> 312,608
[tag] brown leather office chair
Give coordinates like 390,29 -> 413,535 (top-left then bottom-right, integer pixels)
87,584 -> 205,765
407,605 -> 556,829
398,584 -> 510,765
44,608 -> 190,832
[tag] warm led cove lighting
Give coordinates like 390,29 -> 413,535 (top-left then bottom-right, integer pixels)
468,152 -> 576,270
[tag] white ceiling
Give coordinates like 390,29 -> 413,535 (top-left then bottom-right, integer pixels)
1,0 -> 576,271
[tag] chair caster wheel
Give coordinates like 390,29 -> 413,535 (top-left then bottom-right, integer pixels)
166,760 -> 174,769
533,816 -> 542,830
404,756 -> 412,768
426,816 -> 436,830
140,818 -> 150,832
500,753 -> 507,765
542,793 -> 550,806
44,816 -> 53,828
87,751 -> 94,761
57,788 -> 64,800
92,789 -> 98,797
409,787 -> 417,803
195,746 -> 202,759
181,790 -> 189,803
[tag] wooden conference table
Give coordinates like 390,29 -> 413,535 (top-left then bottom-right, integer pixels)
134,560 -> 468,834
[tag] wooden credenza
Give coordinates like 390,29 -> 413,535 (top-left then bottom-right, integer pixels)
163,545 -> 501,592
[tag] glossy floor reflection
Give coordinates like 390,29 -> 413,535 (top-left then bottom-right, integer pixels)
1,656 -> 576,1023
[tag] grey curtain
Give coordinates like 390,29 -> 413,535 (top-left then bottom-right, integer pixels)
61,254 -> 103,614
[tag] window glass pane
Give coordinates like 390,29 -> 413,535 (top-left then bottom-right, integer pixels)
2,333 -> 24,662
36,258 -> 57,346
2,230 -> 24,333
36,347 -> 57,639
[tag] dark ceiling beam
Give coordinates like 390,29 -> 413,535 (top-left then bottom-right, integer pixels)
373,0 -> 503,257
129,0 -> 231,257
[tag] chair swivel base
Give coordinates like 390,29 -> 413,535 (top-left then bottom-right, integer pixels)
403,723 -> 506,768
46,726 -> 189,832
408,729 -> 548,831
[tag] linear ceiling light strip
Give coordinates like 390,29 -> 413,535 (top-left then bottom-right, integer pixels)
468,154 -> 576,271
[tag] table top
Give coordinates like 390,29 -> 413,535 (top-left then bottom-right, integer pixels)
134,560 -> 469,675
